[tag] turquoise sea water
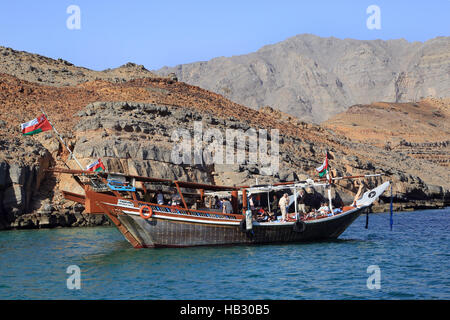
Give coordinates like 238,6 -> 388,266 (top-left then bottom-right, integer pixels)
0,208 -> 448,300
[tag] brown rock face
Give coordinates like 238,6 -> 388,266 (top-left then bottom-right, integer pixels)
324,98 -> 450,168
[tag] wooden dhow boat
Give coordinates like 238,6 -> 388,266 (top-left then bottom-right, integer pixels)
49,168 -> 390,248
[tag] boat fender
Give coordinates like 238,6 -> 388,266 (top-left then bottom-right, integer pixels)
245,209 -> 253,231
139,206 -> 153,219
293,220 -> 306,233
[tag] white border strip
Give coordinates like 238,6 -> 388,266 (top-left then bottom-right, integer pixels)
122,209 -> 241,226
104,202 -> 241,226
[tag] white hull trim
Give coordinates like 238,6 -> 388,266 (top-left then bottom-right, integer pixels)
104,202 -> 241,226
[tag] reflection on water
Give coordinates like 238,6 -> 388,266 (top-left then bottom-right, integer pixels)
0,208 -> 449,299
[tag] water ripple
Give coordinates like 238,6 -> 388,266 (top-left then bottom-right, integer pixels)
0,209 -> 449,299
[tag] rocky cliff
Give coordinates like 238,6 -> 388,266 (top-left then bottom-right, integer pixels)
157,34 -> 450,123
0,125 -> 52,229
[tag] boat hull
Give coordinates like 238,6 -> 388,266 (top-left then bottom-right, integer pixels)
115,207 -> 365,248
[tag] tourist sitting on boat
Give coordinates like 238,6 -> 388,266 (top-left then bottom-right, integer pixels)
286,212 -> 300,222
156,190 -> 165,205
317,202 -> 331,215
267,211 -> 277,221
170,190 -> 181,207
222,197 -> 233,214
305,210 -> 317,219
256,208 -> 270,222
333,207 -> 343,214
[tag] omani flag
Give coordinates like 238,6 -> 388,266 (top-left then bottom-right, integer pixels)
21,114 -> 52,136
315,155 -> 329,178
86,159 -> 106,172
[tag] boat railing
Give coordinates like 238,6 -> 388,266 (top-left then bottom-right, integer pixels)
132,201 -> 243,221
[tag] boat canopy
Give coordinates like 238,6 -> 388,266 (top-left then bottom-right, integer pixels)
203,180 -> 328,197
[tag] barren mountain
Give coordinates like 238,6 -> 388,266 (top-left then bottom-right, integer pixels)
324,98 -> 450,168
157,34 -> 450,123
0,46 -> 158,86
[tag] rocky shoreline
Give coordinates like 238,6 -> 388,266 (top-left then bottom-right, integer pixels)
4,208 -> 111,230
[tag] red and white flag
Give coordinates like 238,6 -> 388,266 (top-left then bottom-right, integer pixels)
86,159 -> 106,172
315,154 -> 329,177
21,114 -> 52,136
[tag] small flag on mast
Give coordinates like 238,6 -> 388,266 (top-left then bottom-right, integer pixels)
21,114 -> 52,136
86,159 -> 105,172
316,154 -> 329,178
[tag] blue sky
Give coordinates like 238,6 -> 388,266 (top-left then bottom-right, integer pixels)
0,0 -> 448,70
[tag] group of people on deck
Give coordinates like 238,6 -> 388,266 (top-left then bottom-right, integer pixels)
212,196 -> 234,214
248,179 -> 366,222
145,190 -> 182,207
143,189 -> 234,213
249,187 -> 346,223
139,179 -> 366,219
